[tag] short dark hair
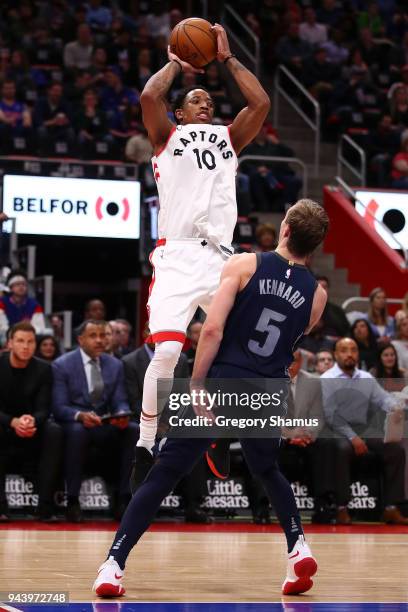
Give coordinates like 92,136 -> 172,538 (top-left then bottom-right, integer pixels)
286,199 -> 329,257
77,319 -> 106,336
10,321 -> 36,338
172,86 -> 213,124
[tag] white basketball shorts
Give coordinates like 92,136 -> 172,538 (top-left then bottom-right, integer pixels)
146,238 -> 229,343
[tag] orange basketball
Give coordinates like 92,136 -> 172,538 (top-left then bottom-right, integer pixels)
169,17 -> 217,68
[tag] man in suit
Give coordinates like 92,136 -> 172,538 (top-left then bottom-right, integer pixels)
122,325 -> 211,523
278,350 -> 336,523
52,319 -> 139,522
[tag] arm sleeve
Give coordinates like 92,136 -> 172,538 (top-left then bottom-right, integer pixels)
51,360 -> 80,422
370,378 -> 398,413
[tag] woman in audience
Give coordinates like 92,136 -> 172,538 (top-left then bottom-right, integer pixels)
35,334 -> 60,362
395,292 -> 408,324
351,317 -> 378,370
370,343 -> 406,391
392,315 -> 408,372
365,287 -> 395,343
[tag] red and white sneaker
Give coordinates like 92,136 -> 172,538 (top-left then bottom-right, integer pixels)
282,535 -> 317,595
93,556 -> 126,598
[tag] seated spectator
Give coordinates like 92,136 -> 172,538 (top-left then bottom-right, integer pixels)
351,318 -> 379,371
6,50 -> 45,101
0,79 -> 32,149
202,64 -> 233,118
34,82 -> 74,154
303,46 -> 338,113
275,22 -> 312,79
242,124 -> 302,211
317,0 -> 343,29
125,130 -> 153,164
114,318 -> 134,356
145,1 -> 171,41
63,24 -> 93,72
316,275 -> 350,340
370,343 -> 406,391
52,320 -> 139,522
314,350 -> 334,375
84,298 -> 107,322
29,26 -> 62,67
387,65 -> 408,103
35,334 -> 61,363
389,85 -> 408,129
391,132 -> 408,189
254,223 -> 277,253
123,324 -> 210,523
101,66 -> 139,119
75,88 -> 110,153
368,114 -> 401,187
358,28 -> 381,69
184,320 -> 203,375
299,8 -> 327,47
395,292 -> 408,325
365,287 -> 396,342
298,318 -> 334,354
108,28 -> 139,69
392,316 -> 408,372
134,48 -> 152,91
0,322 -> 63,522
278,351 -> 335,524
86,0 -> 112,33
104,322 -> 121,358
0,271 -> 46,342
358,1 -> 385,37
321,27 -> 349,65
321,337 -> 407,525
88,48 -> 108,86
389,31 -> 408,72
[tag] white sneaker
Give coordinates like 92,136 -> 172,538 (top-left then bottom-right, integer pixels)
282,535 -> 317,595
93,556 -> 125,598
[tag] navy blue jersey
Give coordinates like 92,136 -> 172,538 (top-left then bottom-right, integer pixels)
213,252 -> 317,378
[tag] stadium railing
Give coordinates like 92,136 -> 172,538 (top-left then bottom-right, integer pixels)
273,64 -> 321,176
239,154 -> 308,198
337,134 -> 367,187
222,3 -> 261,78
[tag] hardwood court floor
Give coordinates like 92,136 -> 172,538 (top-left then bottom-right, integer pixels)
1,523 -> 408,604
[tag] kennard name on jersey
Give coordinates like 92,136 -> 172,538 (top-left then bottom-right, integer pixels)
258,278 -> 306,310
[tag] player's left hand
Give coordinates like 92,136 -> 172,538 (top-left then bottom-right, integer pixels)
190,381 -> 215,422
167,46 -> 204,74
211,23 -> 232,63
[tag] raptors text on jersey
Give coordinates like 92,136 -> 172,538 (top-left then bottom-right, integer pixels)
152,123 -> 238,250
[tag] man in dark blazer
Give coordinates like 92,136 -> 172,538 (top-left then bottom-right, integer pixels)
52,319 -> 139,522
122,326 -> 211,523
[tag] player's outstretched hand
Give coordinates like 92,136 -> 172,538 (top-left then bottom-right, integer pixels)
167,46 -> 204,74
211,23 -> 232,63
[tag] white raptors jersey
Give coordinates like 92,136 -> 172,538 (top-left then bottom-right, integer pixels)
152,123 -> 238,251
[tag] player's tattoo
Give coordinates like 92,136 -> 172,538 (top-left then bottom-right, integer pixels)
145,62 -> 179,98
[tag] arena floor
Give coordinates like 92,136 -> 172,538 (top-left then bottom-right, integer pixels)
1,523 -> 408,611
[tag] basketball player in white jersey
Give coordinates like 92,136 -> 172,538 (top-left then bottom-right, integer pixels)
131,23 -> 270,487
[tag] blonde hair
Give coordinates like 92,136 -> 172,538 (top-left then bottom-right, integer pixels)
368,287 -> 388,325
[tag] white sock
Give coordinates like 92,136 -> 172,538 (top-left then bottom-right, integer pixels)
137,341 -> 182,451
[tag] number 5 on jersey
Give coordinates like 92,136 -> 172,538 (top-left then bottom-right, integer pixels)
248,308 -> 287,357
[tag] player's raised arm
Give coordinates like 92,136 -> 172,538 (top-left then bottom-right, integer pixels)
140,50 -> 203,153
211,24 -> 270,155
192,253 -> 256,381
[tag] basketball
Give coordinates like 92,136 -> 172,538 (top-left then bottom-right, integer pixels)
169,17 -> 217,68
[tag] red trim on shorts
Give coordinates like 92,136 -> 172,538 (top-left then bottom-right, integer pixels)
156,238 -> 166,247
146,331 -> 186,344
155,126 -> 176,158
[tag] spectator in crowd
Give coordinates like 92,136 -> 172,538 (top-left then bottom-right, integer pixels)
278,350 -> 335,524
202,63 -> 233,118
357,1 -> 385,37
395,292 -> 408,324
370,343 -> 406,391
358,28 -> 381,68
135,48 -> 153,91
365,287 -> 396,343
52,320 -> 139,522
30,26 -> 62,67
6,50 -> 44,100
303,46 -> 338,115
88,48 -> 108,85
0,322 -> 63,522
314,350 -> 334,375
34,82 -> 74,154
321,337 -> 407,525
368,114 -> 400,187
351,318 -> 379,371
316,275 -> 350,340
125,130 -> 153,163
389,85 -> 408,128
321,27 -> 349,65
254,223 -> 276,253
275,22 -> 312,79
145,1 -> 171,41
75,88 -> 110,153
0,79 -> 32,148
317,0 -> 343,28
114,319 -> 134,356
299,7 -> 327,47
104,322 -> 120,358
389,30 -> 408,70
108,28 -> 138,69
0,271 -> 46,340
391,133 -> 408,189
84,298 -> 106,322
101,66 -> 139,118
86,0 -> 112,33
184,320 -> 203,375
35,334 -> 61,363
392,316 -> 408,372
63,24 -> 93,71
122,324 -> 211,523
298,318 -> 334,355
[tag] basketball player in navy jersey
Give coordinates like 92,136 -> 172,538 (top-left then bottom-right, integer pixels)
93,199 -> 329,597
